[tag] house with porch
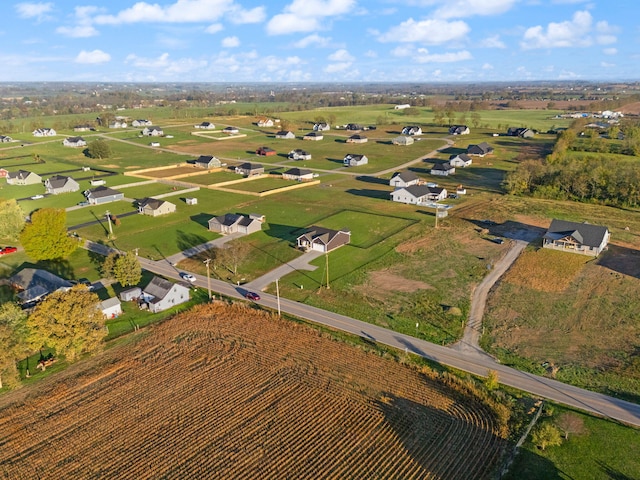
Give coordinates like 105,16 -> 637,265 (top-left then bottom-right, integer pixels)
296,226 -> 351,253
343,154 -> 368,167
208,213 -> 264,235
542,219 -> 610,257
9,268 -> 73,305
313,122 -> 330,131
141,276 -> 190,313
449,153 -> 473,168
288,149 -> 312,160
401,126 -> 422,136
137,198 -> 177,216
62,136 -> 87,148
142,126 -> 164,136
85,186 -> 124,205
467,142 -> 494,157
390,185 -> 447,204
195,121 -> 215,129
32,128 -> 56,137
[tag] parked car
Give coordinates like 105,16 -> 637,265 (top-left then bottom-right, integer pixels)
0,246 -> 18,255
492,237 -> 504,245
448,193 -> 459,199
31,194 -> 44,200
77,201 -> 89,206
245,292 -> 261,301
180,272 -> 196,283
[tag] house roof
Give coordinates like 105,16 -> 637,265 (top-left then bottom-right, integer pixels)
392,170 -> 419,182
8,170 -> 38,180
543,219 -> 609,248
100,297 -> 121,310
46,175 -> 74,189
450,153 -> 472,162
284,167 -> 312,177
400,185 -> 445,198
138,197 -> 171,211
237,162 -> 263,170
65,136 -> 85,143
87,186 -> 122,198
345,154 -> 365,160
195,155 -> 218,164
431,162 -> 454,171
305,132 -> 322,137
298,226 -> 350,246
449,125 -> 469,134
144,276 -> 176,300
276,130 -> 293,136
9,268 -> 72,293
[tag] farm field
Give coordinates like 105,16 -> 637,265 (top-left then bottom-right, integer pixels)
0,302 -> 509,479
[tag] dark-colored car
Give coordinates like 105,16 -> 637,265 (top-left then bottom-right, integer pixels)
0,246 -> 18,255
245,292 -> 261,301
492,237 -> 504,245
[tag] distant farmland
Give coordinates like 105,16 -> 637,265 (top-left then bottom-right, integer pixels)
0,303 -> 508,479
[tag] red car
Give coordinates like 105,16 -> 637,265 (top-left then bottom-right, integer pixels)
0,246 -> 17,255
245,292 -> 261,301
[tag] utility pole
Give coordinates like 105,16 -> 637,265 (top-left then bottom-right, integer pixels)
434,204 -> 439,229
105,210 -> 113,236
275,278 -> 281,316
203,258 -> 212,300
325,252 -> 330,289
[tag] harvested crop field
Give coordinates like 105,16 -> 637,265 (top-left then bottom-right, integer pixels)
0,303 -> 508,479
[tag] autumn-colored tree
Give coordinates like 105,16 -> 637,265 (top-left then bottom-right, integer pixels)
219,241 -> 251,276
0,303 -> 29,389
102,251 -> 141,286
531,422 -> 562,451
20,208 -> 77,261
485,369 -> 499,391
0,199 -> 25,240
555,412 -> 586,440
27,286 -> 106,363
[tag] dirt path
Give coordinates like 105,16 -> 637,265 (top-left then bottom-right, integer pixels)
451,238 -> 529,358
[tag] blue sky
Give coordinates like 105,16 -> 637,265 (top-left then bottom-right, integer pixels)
2,0 -> 637,82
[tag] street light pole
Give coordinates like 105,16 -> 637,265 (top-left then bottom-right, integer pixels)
275,278 -> 281,316
203,258 -> 212,300
105,210 -> 113,236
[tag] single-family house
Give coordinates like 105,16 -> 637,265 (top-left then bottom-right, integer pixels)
6,170 -> 41,185
256,146 -> 276,156
195,121 -> 215,129
0,135 -> 13,142
282,167 -> 314,182
45,175 -> 80,195
507,127 -> 535,138
303,132 -> 323,141
431,162 -> 455,176
347,134 -> 368,144
109,121 -> 127,129
467,142 -> 494,157
346,123 -> 363,131
63,136 -> 87,148
343,154 -> 368,167
449,153 -> 473,168
194,155 -> 221,169
313,122 -> 330,131
132,119 -> 153,127
100,297 -> 122,319
390,185 -> 447,204
288,149 -> 312,161
141,276 -> 190,313
235,162 -> 264,176
137,198 -> 177,217
9,268 -> 72,305
208,213 -> 264,235
32,128 -> 56,137
85,186 -> 124,205
449,125 -> 470,135
542,219 -> 610,257
256,118 -> 274,128
296,226 -> 351,253
392,135 -> 414,146
120,286 -> 142,302
223,126 -> 240,134
401,126 -> 422,136
142,126 -> 164,136
275,130 -> 295,139
73,125 -> 93,132
390,170 -> 421,189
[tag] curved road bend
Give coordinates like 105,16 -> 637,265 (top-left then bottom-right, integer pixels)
108,250 -> 640,428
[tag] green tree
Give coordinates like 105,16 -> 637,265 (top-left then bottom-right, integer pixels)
403,107 -> 420,116
20,208 -> 77,261
470,112 -> 482,129
0,303 -> 29,389
102,251 -> 141,286
531,422 -> 562,451
27,286 -> 106,363
86,138 -> 112,159
0,199 -> 25,240
485,369 -> 499,391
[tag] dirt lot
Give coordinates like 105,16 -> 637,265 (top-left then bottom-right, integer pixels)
0,303 -> 507,479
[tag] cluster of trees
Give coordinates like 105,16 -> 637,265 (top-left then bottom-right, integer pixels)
20,208 -> 78,261
102,251 -> 142,287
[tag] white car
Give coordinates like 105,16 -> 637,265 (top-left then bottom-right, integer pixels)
31,194 -> 44,200
181,273 -> 196,283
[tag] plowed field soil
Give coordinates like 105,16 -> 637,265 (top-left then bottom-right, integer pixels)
0,303 -> 508,479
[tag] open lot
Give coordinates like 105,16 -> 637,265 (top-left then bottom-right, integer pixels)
0,303 -> 508,479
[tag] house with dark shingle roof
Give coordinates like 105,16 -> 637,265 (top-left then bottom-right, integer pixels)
45,175 -> 80,195
85,186 -> 124,205
401,126 -> 422,136
194,155 -> 221,169
137,197 -> 176,216
9,268 -> 72,304
303,131 -> 323,141
430,162 -> 455,176
449,125 -> 470,135
296,226 -> 351,253
542,219 -> 610,257
467,142 -> 494,157
142,276 -> 190,313
343,154 -> 368,167
275,130 -> 295,139
282,167 -> 314,182
390,185 -> 447,204
208,213 -> 264,235
6,170 -> 41,185
235,162 -> 264,175
390,170 -> 420,189
288,149 -> 312,161
62,136 -> 87,147
449,153 -> 473,168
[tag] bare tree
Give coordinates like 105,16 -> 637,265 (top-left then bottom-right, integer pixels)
555,412 -> 585,440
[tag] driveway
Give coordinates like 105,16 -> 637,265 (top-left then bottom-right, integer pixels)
242,250 -> 324,291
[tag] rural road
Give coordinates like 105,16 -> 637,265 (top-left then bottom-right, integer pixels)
86,241 -> 640,428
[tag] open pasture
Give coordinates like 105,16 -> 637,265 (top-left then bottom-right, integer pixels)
0,303 -> 508,479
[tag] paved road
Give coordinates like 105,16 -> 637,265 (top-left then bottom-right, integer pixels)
85,241 -> 640,427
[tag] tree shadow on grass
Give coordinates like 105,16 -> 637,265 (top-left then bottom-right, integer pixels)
597,244 -> 640,280
596,460 -> 636,480
176,230 -> 210,253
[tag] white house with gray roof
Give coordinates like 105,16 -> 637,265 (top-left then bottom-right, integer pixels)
45,175 -> 80,195
6,170 -> 41,185
85,186 -> 124,205
390,185 -> 447,204
542,219 -> 610,257
390,170 -> 420,189
142,276 -> 190,313
208,213 -> 264,235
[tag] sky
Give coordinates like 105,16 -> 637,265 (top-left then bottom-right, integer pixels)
2,0 -> 638,83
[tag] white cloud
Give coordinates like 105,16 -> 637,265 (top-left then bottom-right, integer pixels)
205,23 -> 223,34
95,0 -> 242,25
222,36 -> 240,48
56,25 -> 99,38
479,35 -> 506,49
378,18 -> 469,44
125,53 -> 208,74
521,10 -> 596,49
324,62 -> 351,73
364,50 -> 378,58
433,0 -> 516,19
603,47 -> 617,55
391,46 -> 471,63
15,2 -> 53,19
482,63 -> 493,70
328,49 -> 354,62
600,61 -> 615,68
228,6 -> 266,24
266,0 -> 356,35
293,34 -> 332,48
75,49 -> 111,64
